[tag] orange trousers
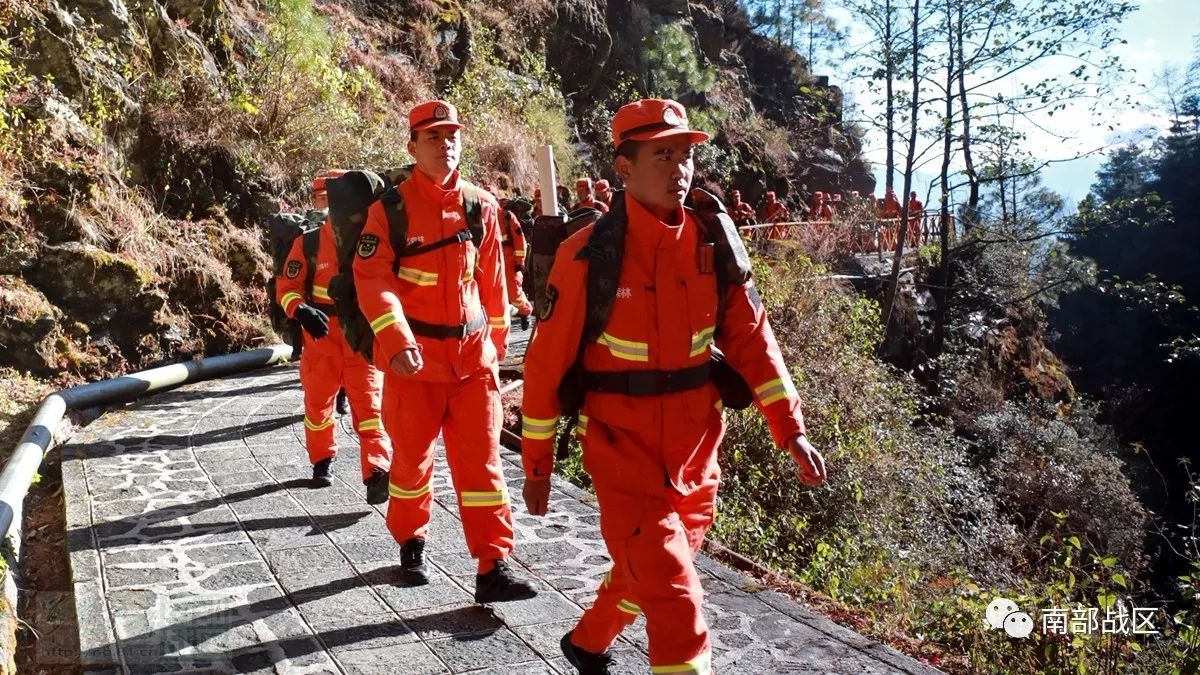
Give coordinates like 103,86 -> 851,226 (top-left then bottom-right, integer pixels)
504,252 -> 532,317
299,319 -> 392,480
571,425 -> 720,673
380,366 -> 515,564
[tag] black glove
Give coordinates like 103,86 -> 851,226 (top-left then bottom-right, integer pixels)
294,304 -> 330,339
514,263 -> 525,274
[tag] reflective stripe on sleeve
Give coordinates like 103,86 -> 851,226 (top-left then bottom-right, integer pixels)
281,292 -> 305,312
754,376 -> 796,406
370,312 -> 398,334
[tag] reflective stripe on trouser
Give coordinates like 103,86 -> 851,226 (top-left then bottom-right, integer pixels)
569,443 -> 720,670
380,366 -> 514,564
299,320 -> 392,480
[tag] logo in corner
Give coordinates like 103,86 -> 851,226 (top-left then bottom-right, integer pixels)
538,284 -> 560,322
357,233 -> 380,259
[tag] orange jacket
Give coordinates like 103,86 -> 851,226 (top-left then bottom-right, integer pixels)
763,201 -> 789,223
731,199 -> 755,223
522,194 -> 806,493
351,168 -> 509,382
500,209 -> 527,266
277,220 -> 338,317
573,196 -> 610,214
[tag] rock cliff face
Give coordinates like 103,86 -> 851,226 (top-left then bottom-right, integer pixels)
0,0 -> 869,379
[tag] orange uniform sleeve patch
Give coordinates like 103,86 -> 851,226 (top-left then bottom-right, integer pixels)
357,233 -> 380,259
538,284 -> 559,322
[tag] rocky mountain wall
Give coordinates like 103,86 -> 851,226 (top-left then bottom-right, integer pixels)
0,0 -> 870,380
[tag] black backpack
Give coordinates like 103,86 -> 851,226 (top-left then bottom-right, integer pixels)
266,211 -> 323,351
324,168 -> 486,361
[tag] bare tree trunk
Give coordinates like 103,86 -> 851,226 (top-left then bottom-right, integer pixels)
881,0 -> 921,336
934,0 -> 955,357
884,0 -> 896,191
954,2 -> 977,231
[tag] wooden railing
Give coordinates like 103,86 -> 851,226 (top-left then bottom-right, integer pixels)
736,211 -> 957,254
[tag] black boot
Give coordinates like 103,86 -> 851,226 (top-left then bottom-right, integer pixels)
365,468 -> 389,505
311,457 -> 333,488
560,631 -> 614,675
399,538 -> 430,586
474,559 -> 538,603
519,314 -> 530,331
335,388 -> 349,415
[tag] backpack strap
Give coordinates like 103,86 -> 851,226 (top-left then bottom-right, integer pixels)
686,188 -> 754,334
379,186 -> 409,274
576,194 -> 628,344
461,184 -> 485,249
302,226 -> 321,298
382,183 -> 488,267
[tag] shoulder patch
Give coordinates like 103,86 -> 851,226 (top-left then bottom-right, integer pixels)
538,284 -> 559,322
285,260 -> 302,279
357,233 -> 380,259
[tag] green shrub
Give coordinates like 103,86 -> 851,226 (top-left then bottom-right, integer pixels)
448,25 -> 580,189
641,23 -> 716,99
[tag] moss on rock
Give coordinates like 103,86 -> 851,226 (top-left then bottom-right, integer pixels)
0,276 -> 64,374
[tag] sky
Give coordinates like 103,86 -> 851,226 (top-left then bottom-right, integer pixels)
836,0 -> 1199,211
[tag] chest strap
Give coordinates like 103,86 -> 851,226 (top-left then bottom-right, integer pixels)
582,362 -> 710,397
399,229 -> 473,258
407,312 -> 486,340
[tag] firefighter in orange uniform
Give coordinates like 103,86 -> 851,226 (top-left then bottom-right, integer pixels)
594,179 -> 614,207
486,184 -> 534,330
761,190 -> 790,240
276,173 -> 392,503
728,189 -> 756,228
573,177 -> 610,213
521,98 -> 827,674
906,191 -> 924,247
880,188 -> 902,249
351,100 -> 538,602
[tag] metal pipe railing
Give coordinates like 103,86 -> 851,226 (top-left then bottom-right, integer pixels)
0,344 -> 293,572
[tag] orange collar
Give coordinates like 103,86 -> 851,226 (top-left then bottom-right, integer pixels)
410,166 -> 462,203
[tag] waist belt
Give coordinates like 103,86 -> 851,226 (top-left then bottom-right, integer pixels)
408,312 -> 485,340
582,362 -> 710,397
311,302 -> 338,317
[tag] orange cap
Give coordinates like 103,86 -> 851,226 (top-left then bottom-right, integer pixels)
595,179 -> 610,190
408,100 -> 464,133
577,177 -> 592,188
611,99 -> 710,149
312,169 -> 348,194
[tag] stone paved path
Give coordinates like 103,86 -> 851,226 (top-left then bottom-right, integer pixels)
56,337 -> 942,674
